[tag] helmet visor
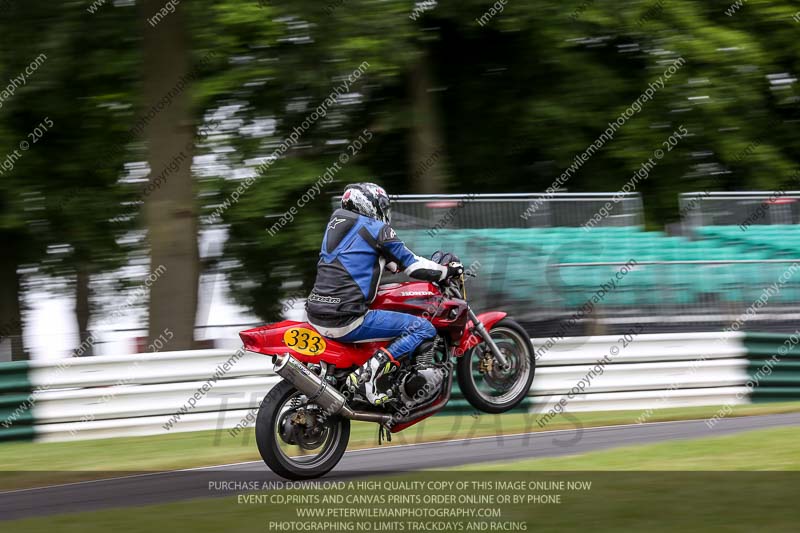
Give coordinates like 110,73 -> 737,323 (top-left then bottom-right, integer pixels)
376,195 -> 391,224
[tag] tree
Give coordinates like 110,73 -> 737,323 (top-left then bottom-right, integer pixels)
40,3 -> 139,356
200,0 -> 420,322
0,3 -> 55,359
140,0 -> 201,350
1,2 -> 140,358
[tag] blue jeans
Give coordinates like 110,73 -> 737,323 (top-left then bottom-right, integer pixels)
336,310 -> 436,359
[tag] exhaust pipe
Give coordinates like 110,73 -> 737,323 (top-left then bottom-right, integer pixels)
273,353 -> 392,425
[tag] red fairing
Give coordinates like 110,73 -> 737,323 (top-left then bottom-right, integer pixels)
239,320 -> 382,368
455,311 -> 507,356
389,393 -> 448,433
389,411 -> 436,433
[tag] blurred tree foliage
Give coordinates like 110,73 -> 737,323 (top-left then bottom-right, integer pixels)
212,0 -> 799,321
1,0 -> 799,352
0,1 -> 139,358
191,0 -> 421,320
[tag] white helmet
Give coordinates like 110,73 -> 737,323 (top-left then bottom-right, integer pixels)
341,182 -> 391,224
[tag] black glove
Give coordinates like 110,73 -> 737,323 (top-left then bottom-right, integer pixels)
431,250 -> 461,266
431,251 -> 463,279
446,261 -> 464,279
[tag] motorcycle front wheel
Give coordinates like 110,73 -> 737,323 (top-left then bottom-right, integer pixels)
256,379 -> 350,480
456,318 -> 535,414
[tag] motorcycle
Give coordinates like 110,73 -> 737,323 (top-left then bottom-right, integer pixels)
239,271 -> 535,480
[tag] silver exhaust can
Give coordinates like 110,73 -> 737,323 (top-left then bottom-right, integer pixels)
272,353 -> 392,425
273,353 -> 347,416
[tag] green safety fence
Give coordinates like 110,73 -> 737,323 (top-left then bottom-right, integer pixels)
743,332 -> 800,402
0,360 -> 35,442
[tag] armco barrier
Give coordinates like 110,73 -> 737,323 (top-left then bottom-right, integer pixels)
1,331 -> 794,443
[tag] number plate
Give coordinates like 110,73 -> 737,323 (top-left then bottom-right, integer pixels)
283,327 -> 326,356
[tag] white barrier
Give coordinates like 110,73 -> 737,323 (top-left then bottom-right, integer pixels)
528,387 -> 750,413
531,359 -> 748,395
533,331 -> 745,366
34,376 -> 280,424
23,332 -> 749,442
35,409 -> 259,442
29,349 -> 272,389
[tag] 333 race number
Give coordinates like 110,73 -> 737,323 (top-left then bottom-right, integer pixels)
283,327 -> 326,356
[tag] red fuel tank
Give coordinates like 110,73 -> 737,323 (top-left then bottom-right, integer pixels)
372,281 -> 442,313
372,282 -> 468,342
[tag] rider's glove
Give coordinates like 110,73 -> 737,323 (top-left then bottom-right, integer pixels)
446,261 -> 464,279
431,250 -> 460,266
431,251 -> 462,279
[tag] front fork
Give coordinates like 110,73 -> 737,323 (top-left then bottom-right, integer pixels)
467,308 -> 509,369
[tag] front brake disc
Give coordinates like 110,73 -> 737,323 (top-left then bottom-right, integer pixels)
482,349 -> 517,392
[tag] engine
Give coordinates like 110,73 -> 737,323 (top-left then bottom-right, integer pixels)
397,337 -> 448,408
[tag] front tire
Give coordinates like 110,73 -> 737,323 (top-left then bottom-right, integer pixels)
456,318 -> 535,414
256,379 -> 350,480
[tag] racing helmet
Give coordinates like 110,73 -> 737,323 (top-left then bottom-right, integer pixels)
341,183 -> 391,224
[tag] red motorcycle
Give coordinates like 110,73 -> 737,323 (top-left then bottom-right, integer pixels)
239,273 -> 535,480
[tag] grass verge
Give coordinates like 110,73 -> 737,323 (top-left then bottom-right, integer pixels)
5,425 -> 800,532
0,401 -> 798,489
455,424 -> 800,471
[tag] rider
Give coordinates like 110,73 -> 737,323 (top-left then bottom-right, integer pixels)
306,183 -> 463,406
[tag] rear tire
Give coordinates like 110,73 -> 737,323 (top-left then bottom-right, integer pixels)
456,318 -> 535,414
256,379 -> 350,480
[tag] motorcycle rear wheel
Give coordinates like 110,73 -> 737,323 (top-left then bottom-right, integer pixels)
456,318 -> 535,414
256,379 -> 350,480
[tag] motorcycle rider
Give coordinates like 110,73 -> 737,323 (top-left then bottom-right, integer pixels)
306,183 -> 463,406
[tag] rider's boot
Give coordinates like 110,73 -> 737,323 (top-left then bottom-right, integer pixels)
348,348 -> 399,406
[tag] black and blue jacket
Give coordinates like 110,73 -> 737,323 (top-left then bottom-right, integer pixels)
306,208 -> 448,337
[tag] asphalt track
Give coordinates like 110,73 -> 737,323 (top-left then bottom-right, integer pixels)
1,412 -> 799,520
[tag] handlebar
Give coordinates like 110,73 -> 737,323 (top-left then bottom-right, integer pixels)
438,274 -> 466,300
